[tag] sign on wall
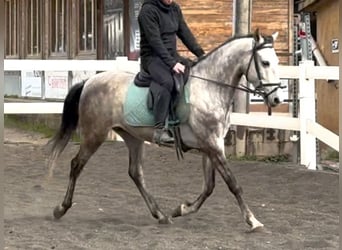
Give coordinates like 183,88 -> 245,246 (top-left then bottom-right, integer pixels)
45,71 -> 69,99
21,71 -> 42,98
129,0 -> 143,53
331,39 -> 339,53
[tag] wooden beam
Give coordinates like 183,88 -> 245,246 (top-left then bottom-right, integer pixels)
278,65 -> 339,80
230,113 -> 300,131
297,0 -> 318,11
306,120 -> 339,151
232,0 -> 252,156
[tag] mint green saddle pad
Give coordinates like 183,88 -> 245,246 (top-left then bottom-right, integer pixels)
123,82 -> 190,127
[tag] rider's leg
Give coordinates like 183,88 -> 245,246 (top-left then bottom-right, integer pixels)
147,57 -> 175,94
150,82 -> 171,128
148,57 -> 175,144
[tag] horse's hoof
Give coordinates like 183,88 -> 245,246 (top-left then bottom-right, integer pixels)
53,205 -> 66,219
250,223 -> 264,232
158,216 -> 173,225
171,205 -> 182,218
246,224 -> 266,233
247,218 -> 264,233
172,202 -> 192,217
250,215 -> 264,228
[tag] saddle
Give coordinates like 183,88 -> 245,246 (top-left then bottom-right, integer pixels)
132,59 -> 193,159
133,67 -> 190,116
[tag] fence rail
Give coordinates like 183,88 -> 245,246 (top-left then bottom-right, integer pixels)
4,59 -> 339,170
4,58 -> 140,72
4,59 -> 339,78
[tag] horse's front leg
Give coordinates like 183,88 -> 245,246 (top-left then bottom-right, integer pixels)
117,130 -> 172,224
172,153 -> 215,217
211,151 -> 264,231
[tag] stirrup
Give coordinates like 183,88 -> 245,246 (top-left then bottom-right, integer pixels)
153,128 -> 174,145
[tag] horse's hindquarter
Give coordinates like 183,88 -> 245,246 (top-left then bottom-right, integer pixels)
79,71 -> 134,134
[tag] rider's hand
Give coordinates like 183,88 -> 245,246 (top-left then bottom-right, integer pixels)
172,62 -> 185,74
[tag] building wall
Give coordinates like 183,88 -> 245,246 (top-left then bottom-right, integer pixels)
177,0 -> 293,65
314,0 -> 339,135
252,0 -> 293,65
5,0 -> 293,63
176,0 -> 232,56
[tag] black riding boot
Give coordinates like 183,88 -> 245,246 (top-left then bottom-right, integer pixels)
151,83 -> 174,144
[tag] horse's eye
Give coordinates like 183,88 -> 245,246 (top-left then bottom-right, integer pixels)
262,61 -> 270,67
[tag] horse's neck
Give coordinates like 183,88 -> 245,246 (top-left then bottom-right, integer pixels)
192,37 -> 251,85
190,37 -> 252,107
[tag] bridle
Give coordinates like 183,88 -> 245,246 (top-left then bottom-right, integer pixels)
244,38 -> 284,99
190,38 -> 285,100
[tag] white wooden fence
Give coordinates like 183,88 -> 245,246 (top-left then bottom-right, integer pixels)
4,59 -> 339,170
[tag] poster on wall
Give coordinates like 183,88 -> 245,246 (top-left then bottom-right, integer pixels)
21,71 -> 42,98
45,71 -> 69,99
129,0 -> 143,59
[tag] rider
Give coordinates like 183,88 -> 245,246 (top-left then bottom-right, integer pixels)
138,0 -> 205,144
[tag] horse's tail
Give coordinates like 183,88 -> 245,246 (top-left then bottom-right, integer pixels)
48,81 -> 85,170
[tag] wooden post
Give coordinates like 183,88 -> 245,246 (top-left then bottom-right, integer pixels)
232,0 -> 251,156
299,60 -> 316,169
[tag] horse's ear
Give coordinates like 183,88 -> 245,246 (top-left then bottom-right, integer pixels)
272,31 -> 279,41
253,28 -> 262,42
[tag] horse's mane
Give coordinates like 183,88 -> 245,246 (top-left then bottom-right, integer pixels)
192,33 -> 274,67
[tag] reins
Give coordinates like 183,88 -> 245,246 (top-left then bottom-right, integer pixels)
189,74 -> 285,99
189,38 -> 286,101
189,74 -> 256,94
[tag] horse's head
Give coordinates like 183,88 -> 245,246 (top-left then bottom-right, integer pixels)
244,29 -> 282,108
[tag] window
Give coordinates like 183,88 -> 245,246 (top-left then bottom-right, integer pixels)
27,0 -> 41,57
5,0 -> 19,57
103,0 -> 124,59
79,0 -> 96,53
51,0 -> 67,54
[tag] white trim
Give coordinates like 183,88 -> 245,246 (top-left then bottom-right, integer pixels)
278,65 -> 339,80
4,58 -> 140,72
4,102 -> 63,114
230,113 -> 299,131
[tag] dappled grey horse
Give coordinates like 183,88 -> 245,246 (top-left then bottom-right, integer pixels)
49,29 -> 282,231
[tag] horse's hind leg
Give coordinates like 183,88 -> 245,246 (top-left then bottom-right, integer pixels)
116,129 -> 172,224
53,135 -> 106,219
172,153 -> 215,217
212,153 -> 264,231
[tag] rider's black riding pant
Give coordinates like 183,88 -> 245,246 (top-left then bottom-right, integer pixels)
147,57 -> 175,127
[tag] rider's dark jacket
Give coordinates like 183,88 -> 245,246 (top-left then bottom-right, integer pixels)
138,0 -> 204,71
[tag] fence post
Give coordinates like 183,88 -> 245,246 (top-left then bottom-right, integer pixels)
299,60 -> 316,169
232,0 -> 252,157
